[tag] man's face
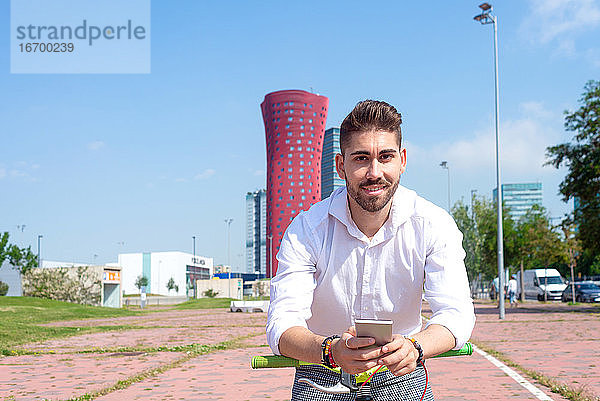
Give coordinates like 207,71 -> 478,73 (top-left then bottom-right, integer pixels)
335,130 -> 406,213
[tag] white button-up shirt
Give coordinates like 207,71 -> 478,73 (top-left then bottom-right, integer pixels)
267,185 -> 475,355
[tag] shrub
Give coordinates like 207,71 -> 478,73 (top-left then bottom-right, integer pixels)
0,281 -> 8,296
203,288 -> 219,298
22,266 -> 101,305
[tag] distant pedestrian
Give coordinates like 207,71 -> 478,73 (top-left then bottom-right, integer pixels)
508,275 -> 518,307
490,277 -> 499,301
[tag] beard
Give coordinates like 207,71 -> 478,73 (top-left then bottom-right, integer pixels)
345,176 -> 399,213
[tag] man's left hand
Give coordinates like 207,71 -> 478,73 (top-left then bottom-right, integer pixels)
376,335 -> 419,376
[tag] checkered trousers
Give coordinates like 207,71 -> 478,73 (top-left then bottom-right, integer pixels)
291,364 -> 434,401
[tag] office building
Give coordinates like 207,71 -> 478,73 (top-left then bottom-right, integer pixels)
118,251 -> 213,296
493,182 -> 543,220
245,189 -> 267,275
261,89 -> 329,277
321,127 -> 345,199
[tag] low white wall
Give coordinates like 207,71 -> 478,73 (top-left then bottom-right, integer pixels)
196,278 -> 243,300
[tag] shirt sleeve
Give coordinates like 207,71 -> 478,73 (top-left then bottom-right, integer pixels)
266,213 -> 320,355
423,211 -> 476,350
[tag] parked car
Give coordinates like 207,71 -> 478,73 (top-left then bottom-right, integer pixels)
516,268 -> 567,301
561,282 -> 600,303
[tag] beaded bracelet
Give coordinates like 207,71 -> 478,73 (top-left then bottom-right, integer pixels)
321,335 -> 340,368
406,337 -> 424,365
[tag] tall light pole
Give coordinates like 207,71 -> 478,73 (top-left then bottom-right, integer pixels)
471,189 -> 478,220
224,218 -> 233,298
439,161 -> 450,211
37,235 -> 43,268
192,236 -> 196,261
267,234 -> 273,278
474,2 -> 505,319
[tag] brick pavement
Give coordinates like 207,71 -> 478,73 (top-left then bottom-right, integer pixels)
0,302 -> 598,401
467,302 -> 600,398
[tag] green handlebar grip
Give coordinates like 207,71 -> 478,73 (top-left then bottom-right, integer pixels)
251,342 -> 473,368
251,355 -> 306,368
435,342 -> 473,358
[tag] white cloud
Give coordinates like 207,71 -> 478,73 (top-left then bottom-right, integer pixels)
0,168 -> 5,179
518,101 -> 557,121
9,169 -> 27,178
175,177 -> 188,183
521,0 -> 600,44
253,169 -> 265,176
585,47 -> 600,66
87,141 -> 105,151
194,169 -> 216,180
408,106 -> 561,177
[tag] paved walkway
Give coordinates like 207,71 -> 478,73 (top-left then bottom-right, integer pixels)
0,301 -> 598,400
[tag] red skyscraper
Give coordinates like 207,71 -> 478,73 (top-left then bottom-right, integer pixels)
261,90 -> 329,277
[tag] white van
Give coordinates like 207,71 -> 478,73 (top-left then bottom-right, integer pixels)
517,268 -> 567,301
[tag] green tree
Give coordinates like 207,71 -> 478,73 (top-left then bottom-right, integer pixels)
452,199 -> 483,281
451,196 -> 518,280
166,277 -> 176,294
0,232 -> 10,267
135,275 -> 148,293
546,80 -> 600,262
514,205 -> 568,271
0,281 -> 8,296
7,244 -> 38,274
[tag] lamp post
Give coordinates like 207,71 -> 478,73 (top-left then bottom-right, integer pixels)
224,218 -> 233,298
474,2 -> 505,319
267,234 -> 273,278
439,161 -> 450,211
37,235 -> 43,268
470,189 -> 477,220
192,236 -> 196,261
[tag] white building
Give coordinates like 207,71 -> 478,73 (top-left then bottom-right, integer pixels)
118,251 -> 213,296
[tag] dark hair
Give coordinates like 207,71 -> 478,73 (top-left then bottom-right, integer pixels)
339,100 -> 402,154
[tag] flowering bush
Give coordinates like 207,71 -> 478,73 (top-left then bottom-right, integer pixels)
22,266 -> 101,305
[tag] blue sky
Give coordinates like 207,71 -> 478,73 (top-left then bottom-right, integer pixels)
1,0 -> 599,269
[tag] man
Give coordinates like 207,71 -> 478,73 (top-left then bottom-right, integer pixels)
267,100 -> 475,400
508,275 -> 518,308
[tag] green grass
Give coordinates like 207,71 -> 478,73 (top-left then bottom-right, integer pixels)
170,297 -> 234,309
0,296 -> 140,351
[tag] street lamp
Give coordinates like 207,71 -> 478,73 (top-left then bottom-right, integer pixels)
439,161 -> 450,211
267,234 -> 273,278
192,236 -> 196,261
470,189 -> 478,220
474,2 -> 505,319
224,218 -> 233,298
37,235 -> 43,268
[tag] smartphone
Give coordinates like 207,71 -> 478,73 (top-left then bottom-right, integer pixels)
354,319 -> 393,346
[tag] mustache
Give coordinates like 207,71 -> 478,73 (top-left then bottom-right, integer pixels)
359,178 -> 391,187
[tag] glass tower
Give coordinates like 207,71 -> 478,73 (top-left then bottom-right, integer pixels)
493,182 -> 543,220
245,189 -> 267,275
321,127 -> 345,199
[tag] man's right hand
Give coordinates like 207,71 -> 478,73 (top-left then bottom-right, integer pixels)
331,326 -> 386,374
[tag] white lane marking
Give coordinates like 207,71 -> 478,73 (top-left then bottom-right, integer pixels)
420,315 -> 553,400
472,344 -> 553,401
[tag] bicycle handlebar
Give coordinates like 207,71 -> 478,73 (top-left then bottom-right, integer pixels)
251,342 -> 473,369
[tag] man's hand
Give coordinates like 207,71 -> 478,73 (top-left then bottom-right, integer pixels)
376,335 -> 420,376
331,326 -> 387,374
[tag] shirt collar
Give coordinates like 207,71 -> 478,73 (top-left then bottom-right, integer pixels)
328,185 -> 417,242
